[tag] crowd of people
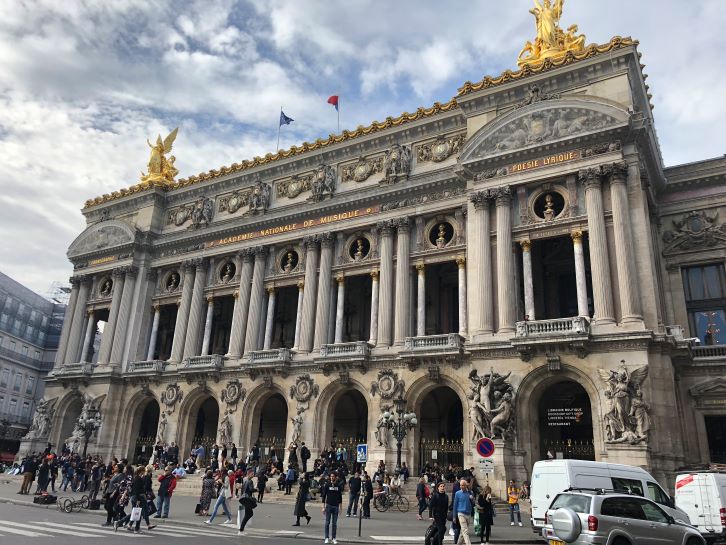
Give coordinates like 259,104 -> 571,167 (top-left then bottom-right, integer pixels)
10,441 -> 528,544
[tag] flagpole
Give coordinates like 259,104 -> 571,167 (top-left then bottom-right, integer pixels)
277,107 -> 282,151
337,95 -> 340,134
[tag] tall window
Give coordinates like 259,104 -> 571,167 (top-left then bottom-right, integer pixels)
13,374 -> 22,392
25,376 -> 35,396
683,264 -> 726,345
9,398 -> 17,415
0,369 -> 8,387
22,401 -> 30,417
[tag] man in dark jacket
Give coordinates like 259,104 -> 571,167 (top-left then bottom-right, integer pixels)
345,471 -> 362,517
321,471 -> 344,543
428,482 -> 449,545
153,465 -> 176,518
300,442 -> 311,473
362,474 -> 374,519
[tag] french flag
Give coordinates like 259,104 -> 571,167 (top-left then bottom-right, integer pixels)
327,95 -> 339,111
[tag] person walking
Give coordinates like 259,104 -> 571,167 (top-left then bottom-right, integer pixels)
345,471 -> 361,517
416,476 -> 429,520
102,464 -> 124,527
453,479 -> 474,545
206,470 -> 234,525
475,485 -> 494,544
507,479 -> 522,526
428,481 -> 449,545
153,465 -> 176,519
321,471 -> 344,544
293,472 -> 312,526
198,470 -> 215,516
238,469 -> 257,535
362,473 -> 373,519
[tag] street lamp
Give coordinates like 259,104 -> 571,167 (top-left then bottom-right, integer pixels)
76,409 -> 102,458
382,397 -> 417,472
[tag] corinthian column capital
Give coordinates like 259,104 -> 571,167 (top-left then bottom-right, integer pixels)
577,167 -> 603,190
469,190 -> 494,210
494,186 -> 512,206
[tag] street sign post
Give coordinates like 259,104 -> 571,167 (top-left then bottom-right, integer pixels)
478,458 -> 495,474
356,444 -> 368,463
476,437 -> 495,458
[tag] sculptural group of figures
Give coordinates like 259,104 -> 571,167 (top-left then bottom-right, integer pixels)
598,364 -> 652,444
467,368 -> 516,442
518,0 -> 586,67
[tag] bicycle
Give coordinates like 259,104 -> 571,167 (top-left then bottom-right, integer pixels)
57,494 -> 90,513
373,490 -> 409,513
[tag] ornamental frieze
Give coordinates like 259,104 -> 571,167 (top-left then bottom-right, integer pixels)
662,210 -> 726,253
221,379 -> 246,413
218,188 -> 252,214
160,383 -> 183,414
276,173 -> 313,199
341,156 -> 384,183
418,134 -> 465,163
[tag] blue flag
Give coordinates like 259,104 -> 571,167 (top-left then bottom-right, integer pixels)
279,110 -> 294,126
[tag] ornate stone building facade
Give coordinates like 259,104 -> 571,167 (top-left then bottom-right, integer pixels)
26,35 -> 726,492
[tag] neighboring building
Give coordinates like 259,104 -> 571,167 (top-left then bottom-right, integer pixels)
0,272 -> 65,460
28,21 -> 726,491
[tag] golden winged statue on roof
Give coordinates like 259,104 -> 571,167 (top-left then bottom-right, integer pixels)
140,127 -> 179,187
518,0 -> 586,68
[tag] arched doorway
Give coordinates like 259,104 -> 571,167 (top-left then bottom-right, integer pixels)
57,396 -> 83,448
328,389 -> 368,469
538,380 -> 594,460
188,397 -> 220,456
417,386 -> 464,473
129,398 -> 160,463
254,393 -> 288,461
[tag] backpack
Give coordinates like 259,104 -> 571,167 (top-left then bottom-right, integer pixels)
424,485 -> 431,498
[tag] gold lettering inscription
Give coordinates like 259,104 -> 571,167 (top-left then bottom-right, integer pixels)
89,255 -> 118,266
508,150 -> 581,175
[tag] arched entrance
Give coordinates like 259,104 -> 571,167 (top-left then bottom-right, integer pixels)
253,393 -> 288,461
328,389 -> 368,469
57,396 -> 83,448
417,386 -> 464,472
127,398 -> 160,463
538,380 -> 594,460
188,397 -> 220,455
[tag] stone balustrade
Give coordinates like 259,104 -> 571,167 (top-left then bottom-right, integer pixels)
56,362 -> 93,376
248,348 -> 292,364
404,333 -> 464,351
181,354 -> 223,369
692,345 -> 726,360
127,360 -> 166,373
320,342 -> 370,358
515,316 -> 590,338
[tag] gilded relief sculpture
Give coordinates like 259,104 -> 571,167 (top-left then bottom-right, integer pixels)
140,128 -> 179,188
518,0 -> 586,68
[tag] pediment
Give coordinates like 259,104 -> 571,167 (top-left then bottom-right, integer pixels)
67,219 -> 136,259
690,378 -> 726,398
459,97 -> 630,164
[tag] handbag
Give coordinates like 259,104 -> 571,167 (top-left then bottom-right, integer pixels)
130,506 -> 142,522
194,503 -> 202,514
473,511 -> 481,535
147,501 -> 157,515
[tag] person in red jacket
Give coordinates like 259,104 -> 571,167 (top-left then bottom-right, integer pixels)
153,465 -> 177,519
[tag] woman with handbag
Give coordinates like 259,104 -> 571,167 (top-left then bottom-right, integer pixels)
238,469 -> 257,536
198,470 -> 215,516
475,486 -> 494,544
292,473 -> 312,526
205,470 -> 234,525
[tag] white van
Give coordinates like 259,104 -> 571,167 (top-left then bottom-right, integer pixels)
530,459 -> 690,532
675,472 -> 726,543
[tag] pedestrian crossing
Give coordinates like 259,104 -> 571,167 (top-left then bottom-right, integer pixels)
0,519 -> 245,539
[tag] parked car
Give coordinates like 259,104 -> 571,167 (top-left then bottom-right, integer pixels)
530,459 -> 690,532
675,472 -> 726,544
541,489 -> 705,545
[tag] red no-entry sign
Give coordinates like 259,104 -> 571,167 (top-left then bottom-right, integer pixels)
476,437 -> 495,458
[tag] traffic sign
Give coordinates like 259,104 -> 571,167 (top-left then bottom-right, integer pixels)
356,444 -> 368,463
478,458 -> 495,474
476,437 -> 495,458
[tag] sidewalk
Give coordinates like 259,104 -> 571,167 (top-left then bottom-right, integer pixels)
0,478 -> 541,543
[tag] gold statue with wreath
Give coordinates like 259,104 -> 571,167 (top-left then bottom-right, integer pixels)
140,128 -> 179,187
518,0 -> 586,68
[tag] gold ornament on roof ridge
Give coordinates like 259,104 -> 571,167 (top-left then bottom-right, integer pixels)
518,0 -> 585,68
139,127 -> 179,188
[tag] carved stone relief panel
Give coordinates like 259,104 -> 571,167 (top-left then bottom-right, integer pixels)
417,133 -> 465,163
341,156 -> 384,183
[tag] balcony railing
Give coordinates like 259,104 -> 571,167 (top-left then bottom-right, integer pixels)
319,342 -> 370,358
181,354 -> 223,370
57,362 -> 93,375
127,360 -> 166,373
247,348 -> 291,365
515,316 -> 590,338
402,334 -> 464,355
692,345 -> 726,360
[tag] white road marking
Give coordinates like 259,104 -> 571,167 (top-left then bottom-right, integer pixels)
24,521 -> 107,537
36,521 -> 148,537
0,521 -> 54,537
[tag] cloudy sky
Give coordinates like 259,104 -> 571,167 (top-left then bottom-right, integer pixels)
0,0 -> 724,295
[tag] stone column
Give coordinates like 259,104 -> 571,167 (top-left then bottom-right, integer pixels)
244,247 -> 268,354
313,233 -> 334,350
80,310 -> 95,363
293,281 -> 305,350
227,249 -> 254,358
97,270 -> 124,366
469,191 -> 494,334
334,276 -> 345,344
394,218 -> 411,345
201,296 -> 215,356
579,168 -> 615,324
520,241 -> 535,321
416,264 -> 425,337
368,271 -> 379,345
110,266 -> 138,367
263,288 -> 276,350
608,161 -> 643,323
146,304 -> 161,360
571,231 -> 590,318
457,257 -> 468,336
298,237 -> 320,352
495,187 -> 515,333
54,277 -> 80,367
182,258 -> 209,360
169,261 -> 196,362
377,221 -> 395,347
